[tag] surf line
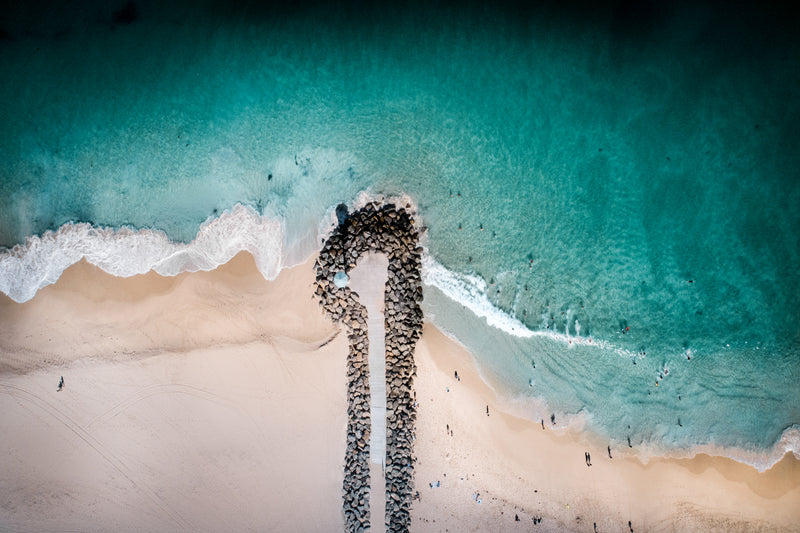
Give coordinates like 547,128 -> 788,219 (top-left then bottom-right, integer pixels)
314,201 -> 423,532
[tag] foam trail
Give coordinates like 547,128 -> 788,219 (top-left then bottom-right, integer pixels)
2,198 -> 797,472
421,255 -> 637,358
1,193 -> 418,304
635,425 -> 800,473
1,192 -> 417,304
0,204 -> 286,303
421,254 -> 800,472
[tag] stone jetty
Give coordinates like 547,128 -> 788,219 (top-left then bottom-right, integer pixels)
314,201 -> 423,533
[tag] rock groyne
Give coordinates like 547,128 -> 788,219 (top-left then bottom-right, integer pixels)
314,201 -> 423,532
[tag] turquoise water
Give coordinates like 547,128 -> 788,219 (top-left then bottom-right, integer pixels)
1,1 -> 799,466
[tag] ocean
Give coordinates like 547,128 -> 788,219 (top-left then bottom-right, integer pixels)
1,0 -> 798,470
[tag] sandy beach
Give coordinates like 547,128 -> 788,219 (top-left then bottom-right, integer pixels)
1,253 -> 798,532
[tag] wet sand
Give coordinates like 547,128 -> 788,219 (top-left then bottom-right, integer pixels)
0,252 -> 798,532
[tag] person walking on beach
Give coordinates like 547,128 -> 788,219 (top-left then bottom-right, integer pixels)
608,445 -> 612,459
486,405 -> 489,416
57,376 -> 64,392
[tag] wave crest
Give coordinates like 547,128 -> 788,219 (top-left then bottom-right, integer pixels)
0,204 -> 286,303
421,255 -> 637,358
2,198 -> 797,473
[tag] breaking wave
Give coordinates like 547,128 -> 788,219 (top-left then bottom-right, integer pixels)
0,204 -> 287,303
1,199 -> 797,473
421,254 -> 638,359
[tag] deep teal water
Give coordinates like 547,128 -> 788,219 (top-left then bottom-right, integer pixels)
1,0 -> 799,465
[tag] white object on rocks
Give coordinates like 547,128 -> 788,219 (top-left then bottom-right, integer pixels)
333,270 -> 349,288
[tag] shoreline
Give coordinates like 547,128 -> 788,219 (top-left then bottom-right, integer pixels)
1,242 -> 798,472
413,323 -> 800,532
3,210 -> 796,474
1,251 -> 799,530
431,320 -> 800,475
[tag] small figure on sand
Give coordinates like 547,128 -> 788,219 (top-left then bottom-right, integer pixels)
608,445 -> 613,459
585,452 -> 592,466
486,405 -> 490,416
541,419 -> 545,430
57,376 -> 64,392
454,370 -> 460,381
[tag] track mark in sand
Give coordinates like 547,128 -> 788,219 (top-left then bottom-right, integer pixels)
317,329 -> 341,349
86,383 -> 235,428
83,382 -> 275,456
0,383 -> 194,532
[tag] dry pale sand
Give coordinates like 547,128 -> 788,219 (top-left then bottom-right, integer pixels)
0,254 -> 346,532
0,253 -> 798,532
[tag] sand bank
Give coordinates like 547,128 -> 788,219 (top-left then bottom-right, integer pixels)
1,253 -> 798,532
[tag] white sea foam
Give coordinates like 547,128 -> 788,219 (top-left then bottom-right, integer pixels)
0,192 -> 422,304
2,197 -> 797,473
629,425 -> 800,473
420,254 -> 637,359
723,425 -> 800,472
419,254 -> 799,471
0,204 -> 288,303
0,192 -> 423,304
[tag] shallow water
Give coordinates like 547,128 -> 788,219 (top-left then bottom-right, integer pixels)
1,0 -> 799,466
